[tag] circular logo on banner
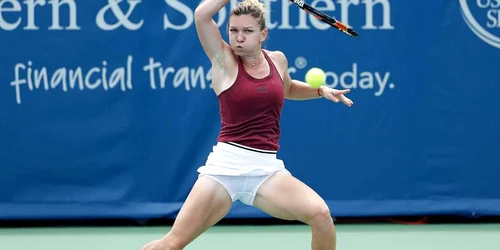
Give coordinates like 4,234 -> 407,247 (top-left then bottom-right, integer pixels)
459,0 -> 500,48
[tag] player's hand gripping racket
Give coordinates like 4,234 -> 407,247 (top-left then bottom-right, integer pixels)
289,0 -> 359,38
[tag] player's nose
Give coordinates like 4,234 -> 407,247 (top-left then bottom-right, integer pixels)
237,32 -> 245,42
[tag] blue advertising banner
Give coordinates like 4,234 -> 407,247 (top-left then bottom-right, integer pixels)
0,0 -> 499,220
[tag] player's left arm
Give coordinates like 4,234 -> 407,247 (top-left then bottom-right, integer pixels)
274,51 -> 353,106
273,51 -> 321,100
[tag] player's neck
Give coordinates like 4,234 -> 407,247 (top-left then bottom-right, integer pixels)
241,51 -> 264,68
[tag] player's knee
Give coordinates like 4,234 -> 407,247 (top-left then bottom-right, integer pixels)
306,203 -> 333,228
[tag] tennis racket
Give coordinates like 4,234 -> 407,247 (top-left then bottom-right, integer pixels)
289,0 -> 359,38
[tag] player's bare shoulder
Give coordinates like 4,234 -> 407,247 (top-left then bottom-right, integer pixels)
265,50 -> 287,64
265,50 -> 288,78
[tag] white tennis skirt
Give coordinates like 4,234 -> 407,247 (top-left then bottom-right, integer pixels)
197,142 -> 287,176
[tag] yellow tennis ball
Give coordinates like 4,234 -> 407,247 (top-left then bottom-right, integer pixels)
305,67 -> 326,88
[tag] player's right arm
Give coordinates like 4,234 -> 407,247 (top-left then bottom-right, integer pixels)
194,0 -> 230,61
195,0 -> 237,95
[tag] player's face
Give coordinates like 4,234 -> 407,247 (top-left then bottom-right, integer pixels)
228,14 -> 267,56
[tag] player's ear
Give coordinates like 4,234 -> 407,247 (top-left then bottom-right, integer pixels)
260,28 -> 268,43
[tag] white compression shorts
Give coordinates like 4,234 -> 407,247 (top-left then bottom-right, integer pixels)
197,142 -> 291,205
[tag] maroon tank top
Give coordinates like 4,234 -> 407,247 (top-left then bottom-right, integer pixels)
217,51 -> 285,151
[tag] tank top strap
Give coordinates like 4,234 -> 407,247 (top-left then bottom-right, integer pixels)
262,50 -> 279,76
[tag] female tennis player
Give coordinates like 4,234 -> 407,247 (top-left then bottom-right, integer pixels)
141,0 -> 352,249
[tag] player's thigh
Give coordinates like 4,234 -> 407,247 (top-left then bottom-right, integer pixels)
169,176 -> 233,244
253,171 -> 330,223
